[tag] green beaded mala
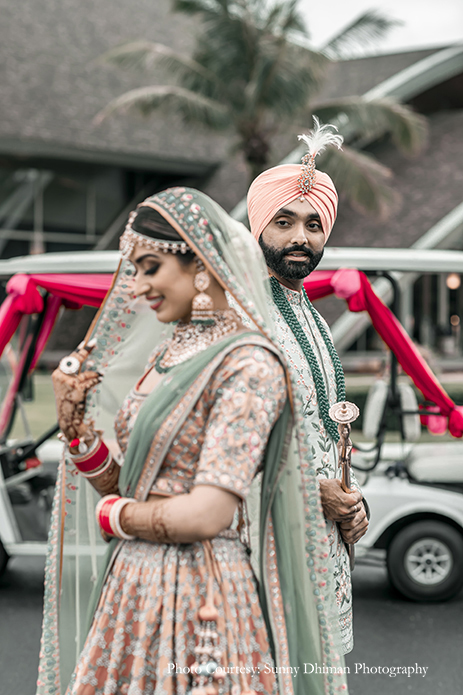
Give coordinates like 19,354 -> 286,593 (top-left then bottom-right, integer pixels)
270,276 -> 346,442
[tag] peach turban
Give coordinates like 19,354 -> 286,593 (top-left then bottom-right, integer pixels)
247,164 -> 338,242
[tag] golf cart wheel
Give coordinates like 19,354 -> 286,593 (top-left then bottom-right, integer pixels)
387,521 -> 463,601
0,538 -> 9,578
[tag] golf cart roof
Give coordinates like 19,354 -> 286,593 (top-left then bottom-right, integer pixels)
1,247 -> 463,277
0,251 -> 119,276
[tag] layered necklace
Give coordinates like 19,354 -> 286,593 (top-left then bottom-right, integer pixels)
270,276 -> 345,442
155,309 -> 240,373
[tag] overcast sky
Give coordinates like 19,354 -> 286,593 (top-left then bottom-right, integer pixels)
300,0 -> 463,54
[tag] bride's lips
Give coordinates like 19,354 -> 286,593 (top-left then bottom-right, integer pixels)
147,296 -> 164,310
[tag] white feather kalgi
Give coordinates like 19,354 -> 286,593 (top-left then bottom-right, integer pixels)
296,116 -> 344,197
297,116 -> 344,160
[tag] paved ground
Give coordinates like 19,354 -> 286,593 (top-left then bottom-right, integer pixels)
344,562 -> 462,694
0,556 -> 461,695
0,555 -> 46,695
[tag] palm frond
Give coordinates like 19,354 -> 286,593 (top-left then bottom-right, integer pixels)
320,145 -> 401,218
314,97 -> 427,155
172,0 -> 225,16
322,10 -> 402,59
263,0 -> 308,36
173,0 -> 246,21
99,40 -> 218,86
241,38 -> 328,119
93,85 -> 229,129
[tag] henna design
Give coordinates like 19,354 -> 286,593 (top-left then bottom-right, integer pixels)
52,345 -> 101,442
120,499 -> 174,543
87,459 -> 121,498
149,502 -> 174,543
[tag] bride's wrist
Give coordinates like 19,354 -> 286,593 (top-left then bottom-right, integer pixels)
96,495 -> 136,540
65,435 -> 113,479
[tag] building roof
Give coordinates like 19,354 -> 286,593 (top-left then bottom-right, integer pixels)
0,0 -> 228,173
331,109 -> 463,250
316,47 -> 445,100
0,1 -> 448,182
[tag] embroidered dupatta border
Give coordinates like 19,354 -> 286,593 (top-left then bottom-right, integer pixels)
266,517 -> 294,695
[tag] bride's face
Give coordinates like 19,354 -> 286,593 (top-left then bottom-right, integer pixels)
130,243 -> 198,323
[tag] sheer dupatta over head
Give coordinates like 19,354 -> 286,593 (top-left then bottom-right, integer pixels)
37,187 -> 348,695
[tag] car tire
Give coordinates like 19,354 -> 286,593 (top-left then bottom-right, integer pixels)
0,538 -> 9,578
387,521 -> 463,601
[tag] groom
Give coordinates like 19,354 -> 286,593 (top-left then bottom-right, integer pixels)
247,154 -> 368,654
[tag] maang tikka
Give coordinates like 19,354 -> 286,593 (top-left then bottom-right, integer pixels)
191,259 -> 215,325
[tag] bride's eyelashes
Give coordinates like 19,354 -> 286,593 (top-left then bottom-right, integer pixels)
144,263 -> 160,276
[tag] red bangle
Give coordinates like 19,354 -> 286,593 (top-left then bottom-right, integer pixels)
96,495 -> 119,536
95,495 -> 135,540
71,438 -> 111,476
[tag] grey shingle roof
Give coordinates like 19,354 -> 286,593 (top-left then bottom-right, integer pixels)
316,47 -> 444,100
0,0 -> 228,169
0,1 -> 446,181
330,109 -> 463,249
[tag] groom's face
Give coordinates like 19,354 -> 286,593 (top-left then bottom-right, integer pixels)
258,199 -> 325,280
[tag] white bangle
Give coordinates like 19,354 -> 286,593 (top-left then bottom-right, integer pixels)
110,497 -> 137,541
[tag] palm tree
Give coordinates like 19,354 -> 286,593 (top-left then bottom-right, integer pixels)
95,0 -> 427,216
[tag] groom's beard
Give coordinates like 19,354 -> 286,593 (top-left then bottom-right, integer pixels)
258,237 -> 324,280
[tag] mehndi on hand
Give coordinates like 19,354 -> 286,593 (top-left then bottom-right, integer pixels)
52,341 -> 101,444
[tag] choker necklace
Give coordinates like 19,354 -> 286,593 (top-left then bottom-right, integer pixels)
270,276 -> 345,442
155,309 -> 240,373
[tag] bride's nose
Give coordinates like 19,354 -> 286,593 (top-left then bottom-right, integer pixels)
133,279 -> 152,297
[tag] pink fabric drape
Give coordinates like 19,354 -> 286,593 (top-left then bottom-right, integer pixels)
0,273 -> 112,365
304,269 -> 463,438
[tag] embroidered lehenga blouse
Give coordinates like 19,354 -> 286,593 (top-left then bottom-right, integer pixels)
66,344 -> 287,695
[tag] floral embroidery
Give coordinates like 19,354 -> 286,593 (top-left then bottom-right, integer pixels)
272,284 -> 359,654
115,345 -> 286,500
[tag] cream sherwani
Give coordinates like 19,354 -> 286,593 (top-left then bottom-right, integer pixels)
271,281 -> 361,654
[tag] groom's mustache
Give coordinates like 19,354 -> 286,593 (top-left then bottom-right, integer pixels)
282,245 -> 314,258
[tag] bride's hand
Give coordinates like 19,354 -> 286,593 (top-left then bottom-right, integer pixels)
52,342 -> 101,443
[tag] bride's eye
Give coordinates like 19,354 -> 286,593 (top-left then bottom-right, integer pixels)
144,264 -> 159,276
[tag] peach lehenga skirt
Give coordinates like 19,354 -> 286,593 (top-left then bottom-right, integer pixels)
66,536 -> 277,695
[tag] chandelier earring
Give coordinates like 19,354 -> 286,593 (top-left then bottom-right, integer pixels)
191,258 -> 215,326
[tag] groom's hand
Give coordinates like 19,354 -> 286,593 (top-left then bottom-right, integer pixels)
319,478 -> 363,522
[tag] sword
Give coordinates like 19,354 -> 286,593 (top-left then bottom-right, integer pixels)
328,401 -> 360,571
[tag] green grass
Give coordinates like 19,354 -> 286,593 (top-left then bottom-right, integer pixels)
10,374 -> 57,441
